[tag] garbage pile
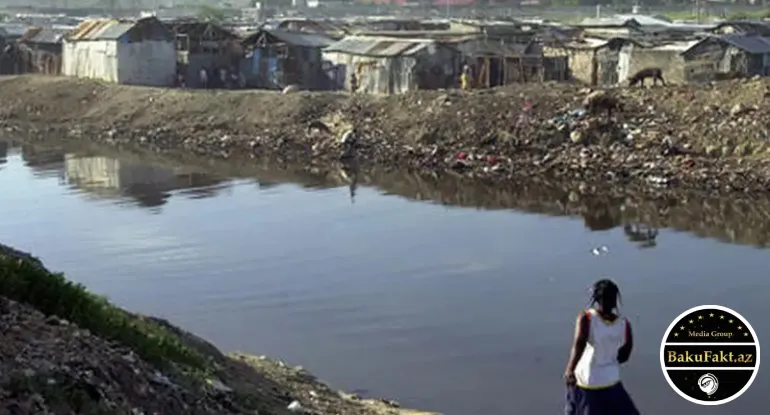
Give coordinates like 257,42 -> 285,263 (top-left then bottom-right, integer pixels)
6,76 -> 770,194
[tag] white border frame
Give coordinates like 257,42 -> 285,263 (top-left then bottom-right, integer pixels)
660,304 -> 760,406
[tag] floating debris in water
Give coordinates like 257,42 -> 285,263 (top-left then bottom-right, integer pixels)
591,246 -> 609,256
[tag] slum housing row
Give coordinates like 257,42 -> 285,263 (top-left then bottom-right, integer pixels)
0,16 -> 570,92
552,16 -> 770,85
2,15 -> 770,93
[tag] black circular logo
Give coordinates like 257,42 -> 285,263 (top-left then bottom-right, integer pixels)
660,305 -> 760,405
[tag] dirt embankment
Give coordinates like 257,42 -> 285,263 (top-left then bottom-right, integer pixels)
3,75 -> 770,193
0,243 -> 438,415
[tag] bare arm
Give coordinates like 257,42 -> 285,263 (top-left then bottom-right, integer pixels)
618,320 -> 633,364
564,312 -> 590,382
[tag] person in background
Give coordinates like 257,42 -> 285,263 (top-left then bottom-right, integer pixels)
350,71 -> 358,93
564,279 -> 639,415
230,66 -> 240,89
176,70 -> 186,88
199,68 -> 208,89
219,67 -> 228,89
460,65 -> 471,90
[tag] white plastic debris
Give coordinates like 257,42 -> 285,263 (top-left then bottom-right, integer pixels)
591,246 -> 609,256
339,129 -> 356,144
287,400 -> 303,412
647,175 -> 671,186
207,378 -> 233,393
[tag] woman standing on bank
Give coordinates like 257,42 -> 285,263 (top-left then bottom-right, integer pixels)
564,279 -> 640,415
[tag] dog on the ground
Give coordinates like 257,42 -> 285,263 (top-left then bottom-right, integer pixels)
582,90 -> 623,117
628,68 -> 666,87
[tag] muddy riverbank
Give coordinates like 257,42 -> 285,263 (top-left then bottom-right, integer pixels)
4,75 -> 770,195
0,243 -> 438,415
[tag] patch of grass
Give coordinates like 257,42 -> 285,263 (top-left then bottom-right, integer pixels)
0,254 -> 207,371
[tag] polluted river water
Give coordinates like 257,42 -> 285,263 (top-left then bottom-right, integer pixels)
0,139 -> 768,415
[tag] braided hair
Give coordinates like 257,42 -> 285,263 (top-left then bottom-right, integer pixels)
591,279 -> 621,312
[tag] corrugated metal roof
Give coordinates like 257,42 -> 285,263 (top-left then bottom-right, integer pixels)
458,40 -> 532,57
652,39 -> 700,52
579,17 -> 638,27
66,19 -> 134,41
0,23 -> 30,38
719,34 -> 770,54
583,37 -> 610,47
713,21 -> 770,35
266,29 -> 333,48
613,14 -> 673,26
324,36 -> 437,57
19,26 -> 67,44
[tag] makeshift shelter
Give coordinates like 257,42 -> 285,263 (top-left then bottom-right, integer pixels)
323,36 -> 460,94
682,34 -> 770,81
710,21 -> 770,36
241,28 -> 334,90
546,37 -> 644,85
62,16 -> 176,86
165,20 -> 241,88
454,38 -> 567,86
17,26 -> 66,74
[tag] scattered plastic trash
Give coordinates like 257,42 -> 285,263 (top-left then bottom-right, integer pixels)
591,245 -> 609,256
287,400 -> 303,412
339,129 -> 356,145
647,175 -> 671,186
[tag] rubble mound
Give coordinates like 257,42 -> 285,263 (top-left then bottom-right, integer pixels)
0,296 -> 233,415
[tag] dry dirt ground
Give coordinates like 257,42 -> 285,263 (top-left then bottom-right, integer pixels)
3,75 -> 770,193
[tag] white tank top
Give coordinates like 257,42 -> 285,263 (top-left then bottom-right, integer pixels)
574,308 -> 629,389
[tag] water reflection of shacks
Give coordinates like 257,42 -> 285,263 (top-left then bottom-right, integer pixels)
235,159 -> 770,249
63,154 -> 228,208
20,145 -> 66,179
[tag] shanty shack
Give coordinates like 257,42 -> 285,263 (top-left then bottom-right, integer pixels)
241,28 -> 334,90
62,16 -> 176,86
624,39 -> 699,84
709,21 -> 770,36
323,36 -> 460,94
17,26 -> 65,74
454,38 -> 568,86
681,34 -> 770,82
576,17 -> 644,38
166,20 -> 241,88
0,24 -> 30,74
267,18 -> 348,39
546,37 -> 643,86
0,24 -> 29,42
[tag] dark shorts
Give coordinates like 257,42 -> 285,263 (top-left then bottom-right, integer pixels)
565,382 -> 640,415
